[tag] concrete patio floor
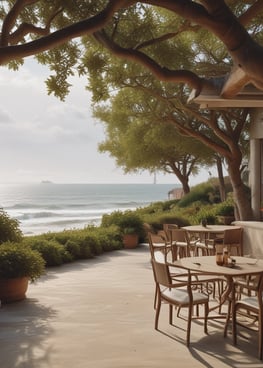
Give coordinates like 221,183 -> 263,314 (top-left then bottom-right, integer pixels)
0,244 -> 262,368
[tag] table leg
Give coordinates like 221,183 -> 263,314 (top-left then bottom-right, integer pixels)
222,276 -> 234,337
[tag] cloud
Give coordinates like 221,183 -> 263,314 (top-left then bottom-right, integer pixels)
0,58 -> 208,185
0,107 -> 13,124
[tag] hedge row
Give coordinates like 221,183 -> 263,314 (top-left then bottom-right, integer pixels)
21,225 -> 123,267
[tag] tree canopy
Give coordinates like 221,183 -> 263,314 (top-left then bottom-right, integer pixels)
1,1 -> 263,99
0,1 -> 261,220
95,87 -> 215,194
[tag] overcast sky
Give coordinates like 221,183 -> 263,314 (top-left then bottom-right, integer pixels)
0,58 -> 213,185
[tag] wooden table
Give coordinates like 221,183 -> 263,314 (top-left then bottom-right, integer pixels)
173,255 -> 263,337
183,224 -> 240,235
183,225 -> 242,255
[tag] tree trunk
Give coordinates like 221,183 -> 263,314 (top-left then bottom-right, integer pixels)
216,156 -> 226,202
227,158 -> 253,220
180,178 -> 190,195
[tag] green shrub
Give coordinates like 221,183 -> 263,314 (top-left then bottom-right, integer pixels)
0,243 -> 45,281
82,234 -> 102,256
143,213 -> 190,232
94,226 -> 122,251
0,210 -> 23,244
78,242 -> 93,259
189,206 -> 217,225
64,240 -> 81,260
28,239 -> 71,267
101,210 -> 144,237
137,200 -> 178,215
215,202 -> 235,216
178,183 -> 217,208
42,230 -> 94,260
40,230 -> 78,245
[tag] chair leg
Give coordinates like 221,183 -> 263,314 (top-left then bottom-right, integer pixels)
204,303 -> 209,334
224,298 -> 231,338
155,298 -> 161,330
169,304 -> 173,325
186,305 -> 193,347
232,303 -> 237,345
154,284 -> 159,309
258,311 -> 263,360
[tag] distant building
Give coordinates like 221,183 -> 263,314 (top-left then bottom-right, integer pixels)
168,187 -> 184,200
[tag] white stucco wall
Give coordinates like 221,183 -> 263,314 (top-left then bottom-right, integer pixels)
233,221 -> 263,258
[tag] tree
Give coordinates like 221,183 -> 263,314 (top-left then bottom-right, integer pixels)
0,1 -> 261,219
95,85 -> 216,195
90,49 -> 250,218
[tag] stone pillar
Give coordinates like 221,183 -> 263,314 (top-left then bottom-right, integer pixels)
250,108 -> 263,220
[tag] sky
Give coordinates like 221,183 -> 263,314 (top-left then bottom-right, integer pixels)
0,58 -> 214,185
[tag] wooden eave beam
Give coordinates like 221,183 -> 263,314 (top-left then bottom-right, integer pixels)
220,66 -> 251,99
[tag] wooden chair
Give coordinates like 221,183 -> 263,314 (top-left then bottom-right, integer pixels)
148,232 -> 170,260
194,232 -> 224,256
231,273 -> 263,360
223,227 -> 243,256
148,233 -> 185,309
151,259 -> 209,346
194,235 -> 209,256
163,223 -> 178,242
170,228 -> 190,260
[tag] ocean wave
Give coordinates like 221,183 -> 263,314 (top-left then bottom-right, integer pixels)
6,203 -> 62,210
11,207 -> 137,221
4,200 -> 144,211
0,183 -> 175,235
20,217 -> 102,235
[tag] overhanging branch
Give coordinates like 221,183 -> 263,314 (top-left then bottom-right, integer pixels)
94,30 -> 204,92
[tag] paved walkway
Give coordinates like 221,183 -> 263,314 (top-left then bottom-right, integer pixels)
0,244 -> 262,368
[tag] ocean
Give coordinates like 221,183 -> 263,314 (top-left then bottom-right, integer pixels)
0,183 -> 176,236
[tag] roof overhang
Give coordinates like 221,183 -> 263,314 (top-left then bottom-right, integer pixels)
190,78 -> 263,109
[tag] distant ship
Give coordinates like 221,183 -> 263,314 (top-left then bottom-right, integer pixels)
41,180 -> 53,184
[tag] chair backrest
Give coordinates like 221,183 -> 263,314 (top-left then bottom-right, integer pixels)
151,259 -> 172,287
223,227 -> 243,244
151,259 -> 190,287
153,250 -> 166,263
163,223 -> 178,241
235,273 -> 263,308
157,230 -> 169,242
148,233 -> 166,245
223,227 -> 243,255
170,228 -> 188,243
148,233 -> 167,258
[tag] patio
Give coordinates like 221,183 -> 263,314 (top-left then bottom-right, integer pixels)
0,244 -> 262,368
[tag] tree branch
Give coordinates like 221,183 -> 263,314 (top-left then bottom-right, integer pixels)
135,21 -> 200,50
1,0 -> 38,46
0,0 -> 137,64
8,7 -> 63,45
238,0 -> 263,26
94,30 -> 204,92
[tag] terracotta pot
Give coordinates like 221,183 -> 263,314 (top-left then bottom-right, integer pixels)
123,234 -> 139,249
0,277 -> 29,303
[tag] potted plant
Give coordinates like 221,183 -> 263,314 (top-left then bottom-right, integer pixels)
0,243 -> 45,303
122,226 -> 140,249
100,210 -> 144,248
216,203 -> 235,225
120,212 -> 144,248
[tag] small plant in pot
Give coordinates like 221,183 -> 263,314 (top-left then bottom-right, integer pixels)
120,212 -> 144,248
101,210 -> 144,248
122,226 -> 140,249
216,203 -> 235,225
0,243 -> 45,303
